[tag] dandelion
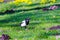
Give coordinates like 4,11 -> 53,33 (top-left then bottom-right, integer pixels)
28,1 -> 32,4
24,0 -> 29,3
15,0 -> 21,2
15,0 -> 28,3
49,0 -> 56,4
40,0 -> 47,4
10,0 -> 33,5
0,0 -> 4,2
13,1 -> 19,5
50,0 -> 56,3
9,2 -> 13,4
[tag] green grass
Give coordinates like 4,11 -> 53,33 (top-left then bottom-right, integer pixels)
0,0 -> 60,40
0,8 -> 60,40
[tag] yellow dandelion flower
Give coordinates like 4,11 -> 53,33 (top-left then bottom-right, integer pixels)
13,1 -> 19,5
15,0 -> 23,2
0,0 -> 4,2
27,1 -> 32,4
49,0 -> 56,3
49,0 -> 56,5
40,0 -> 47,4
9,2 -> 13,4
20,0 -> 24,2
13,0 -> 32,5
24,0 -> 29,3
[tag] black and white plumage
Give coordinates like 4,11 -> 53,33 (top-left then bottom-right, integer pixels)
20,18 -> 30,28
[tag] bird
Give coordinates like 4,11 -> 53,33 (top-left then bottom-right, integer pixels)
20,18 -> 30,28
0,34 -> 11,40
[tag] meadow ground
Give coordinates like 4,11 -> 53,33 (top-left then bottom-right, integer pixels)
0,0 -> 60,40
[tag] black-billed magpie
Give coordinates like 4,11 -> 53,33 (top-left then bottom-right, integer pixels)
20,18 -> 30,28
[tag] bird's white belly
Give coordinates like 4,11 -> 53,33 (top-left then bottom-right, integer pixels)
21,23 -> 26,27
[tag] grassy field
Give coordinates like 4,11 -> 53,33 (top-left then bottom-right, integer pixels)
0,0 -> 60,40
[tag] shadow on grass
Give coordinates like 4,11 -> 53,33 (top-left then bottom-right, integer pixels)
0,7 -> 42,15
0,20 -> 10,23
36,32 -> 60,39
47,33 -> 60,36
0,11 -> 15,15
7,24 -> 20,27
28,22 -> 40,29
0,3 -> 60,15
0,5 -> 50,15
0,21 -> 41,31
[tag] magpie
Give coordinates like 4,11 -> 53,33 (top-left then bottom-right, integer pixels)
20,18 -> 30,28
